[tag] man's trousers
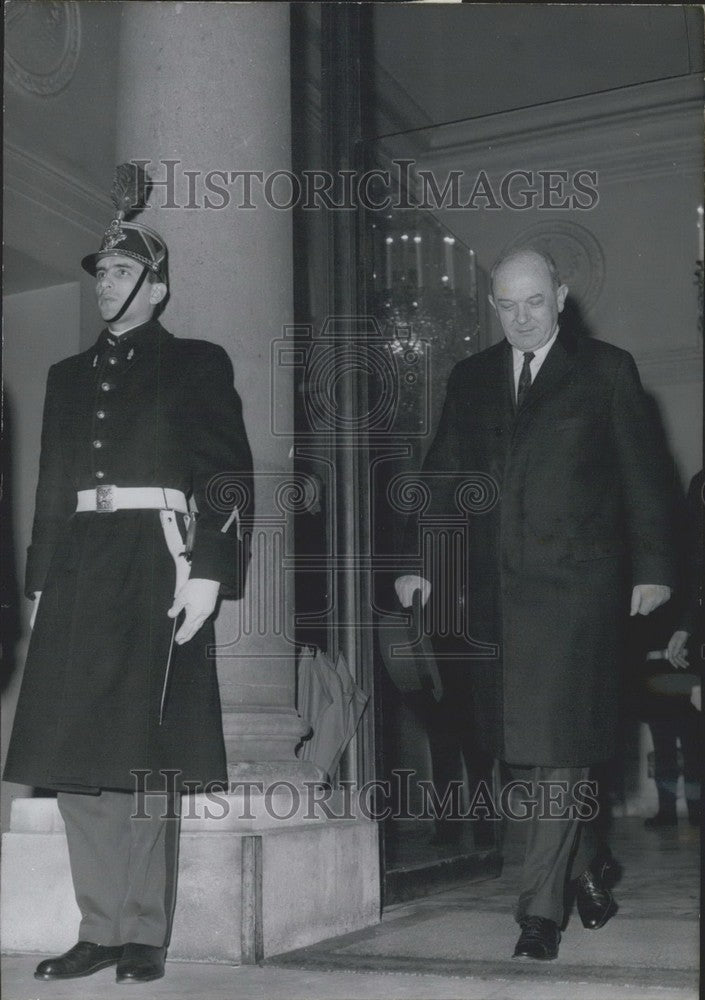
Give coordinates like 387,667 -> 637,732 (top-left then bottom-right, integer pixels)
506,764 -> 596,926
57,789 -> 180,948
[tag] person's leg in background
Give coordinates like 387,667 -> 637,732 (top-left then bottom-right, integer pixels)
645,711 -> 679,827
679,700 -> 701,827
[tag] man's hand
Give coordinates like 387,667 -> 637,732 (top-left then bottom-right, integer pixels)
629,584 -> 671,617
168,578 -> 220,644
666,629 -> 690,670
30,592 -> 42,631
394,575 -> 431,608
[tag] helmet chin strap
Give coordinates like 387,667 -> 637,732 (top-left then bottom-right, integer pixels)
106,265 -> 150,324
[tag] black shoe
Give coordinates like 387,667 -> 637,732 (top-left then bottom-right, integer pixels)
576,864 -> 618,929
34,941 -> 123,980
115,943 -> 166,983
644,810 -> 677,828
513,916 -> 560,960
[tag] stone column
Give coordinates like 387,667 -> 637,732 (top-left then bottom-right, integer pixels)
115,1 -> 316,782
2,7 -> 381,961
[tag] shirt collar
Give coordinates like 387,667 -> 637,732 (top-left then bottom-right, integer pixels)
511,324 -> 559,368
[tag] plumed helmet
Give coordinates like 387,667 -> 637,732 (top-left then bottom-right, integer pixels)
81,162 -> 167,280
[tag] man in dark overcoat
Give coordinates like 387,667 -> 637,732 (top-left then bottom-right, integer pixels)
396,247 -> 674,960
4,211 -> 252,982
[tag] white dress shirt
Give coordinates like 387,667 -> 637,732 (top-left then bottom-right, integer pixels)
511,326 -> 559,398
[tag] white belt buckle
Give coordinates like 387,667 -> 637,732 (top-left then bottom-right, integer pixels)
96,485 -> 115,512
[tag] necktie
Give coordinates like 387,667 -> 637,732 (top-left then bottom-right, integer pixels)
516,351 -> 535,409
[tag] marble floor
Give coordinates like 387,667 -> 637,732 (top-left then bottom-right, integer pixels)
271,816 -> 700,992
2,817 -> 700,1000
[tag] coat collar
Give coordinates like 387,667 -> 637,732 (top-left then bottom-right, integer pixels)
91,319 -> 171,367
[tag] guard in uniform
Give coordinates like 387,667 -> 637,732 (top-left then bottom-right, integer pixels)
4,179 -> 252,983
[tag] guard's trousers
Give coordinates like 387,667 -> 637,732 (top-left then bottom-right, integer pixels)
506,765 -> 596,925
57,789 -> 180,948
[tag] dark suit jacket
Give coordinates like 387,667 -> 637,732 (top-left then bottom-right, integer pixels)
413,323 -> 675,766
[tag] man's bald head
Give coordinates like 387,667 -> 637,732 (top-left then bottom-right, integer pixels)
490,246 -> 561,293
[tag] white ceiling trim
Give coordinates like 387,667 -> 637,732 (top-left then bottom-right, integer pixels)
5,141 -> 110,237
371,74 -> 703,185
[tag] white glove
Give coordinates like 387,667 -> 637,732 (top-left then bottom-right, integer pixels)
168,578 -> 220,644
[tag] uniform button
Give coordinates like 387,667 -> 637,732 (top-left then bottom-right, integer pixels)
93,440 -> 103,449
96,410 -> 106,419
108,356 -> 118,366
95,470 -> 105,479
101,382 -> 112,392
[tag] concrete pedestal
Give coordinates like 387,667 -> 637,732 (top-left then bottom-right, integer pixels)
1,796 -> 379,962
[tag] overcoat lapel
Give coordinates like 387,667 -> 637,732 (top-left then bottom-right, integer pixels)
504,339 -> 517,418
517,325 -> 580,415
479,339 -> 515,431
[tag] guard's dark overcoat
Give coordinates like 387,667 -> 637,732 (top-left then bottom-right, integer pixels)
419,325 -> 675,766
4,319 -> 252,792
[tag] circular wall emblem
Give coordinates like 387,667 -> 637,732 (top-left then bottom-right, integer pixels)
5,1 -> 81,97
505,220 -> 605,313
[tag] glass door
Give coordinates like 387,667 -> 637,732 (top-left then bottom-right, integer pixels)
360,184 -> 502,904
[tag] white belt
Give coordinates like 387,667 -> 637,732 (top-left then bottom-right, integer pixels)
76,486 -> 188,514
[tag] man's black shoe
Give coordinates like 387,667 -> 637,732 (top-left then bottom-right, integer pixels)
34,941 -> 123,980
576,865 -> 618,929
513,916 -> 560,960
116,943 -> 166,983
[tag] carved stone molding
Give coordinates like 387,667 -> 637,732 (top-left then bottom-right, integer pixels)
5,1 -> 81,97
